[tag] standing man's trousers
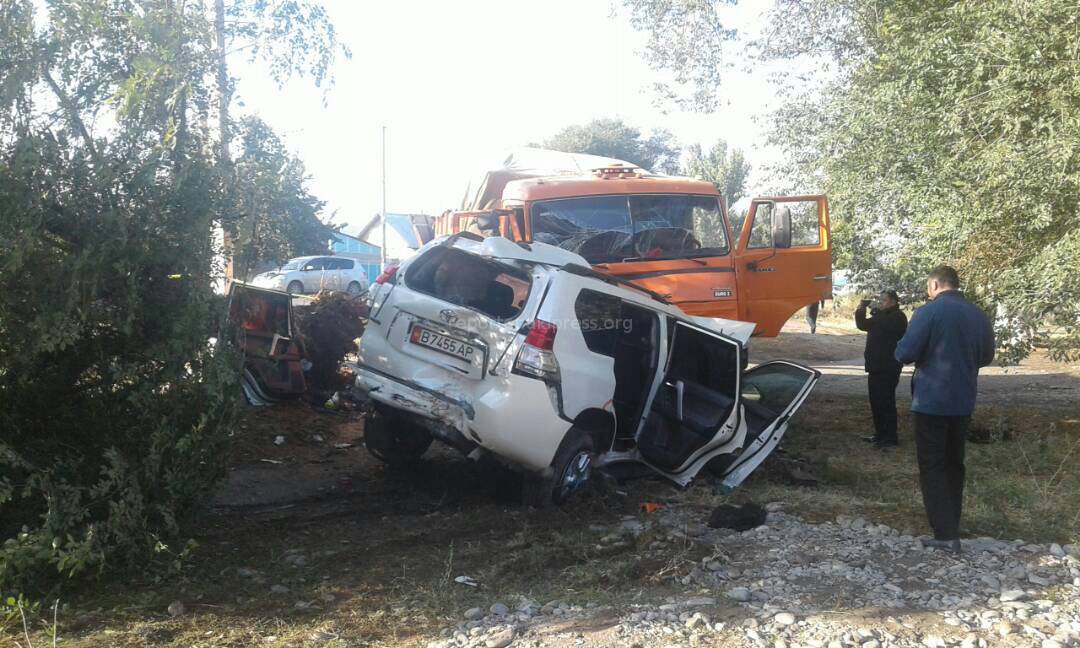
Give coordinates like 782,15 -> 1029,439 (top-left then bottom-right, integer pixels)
913,413 -> 969,540
867,370 -> 901,443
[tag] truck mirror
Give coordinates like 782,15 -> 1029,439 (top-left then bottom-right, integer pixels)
476,212 -> 500,235
772,206 -> 792,249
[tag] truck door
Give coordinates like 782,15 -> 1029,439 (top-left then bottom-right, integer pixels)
732,195 -> 831,336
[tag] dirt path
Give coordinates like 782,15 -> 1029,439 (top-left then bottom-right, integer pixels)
753,318 -> 1080,409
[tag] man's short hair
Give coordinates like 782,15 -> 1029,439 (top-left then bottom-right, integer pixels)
928,265 -> 960,288
881,289 -> 899,303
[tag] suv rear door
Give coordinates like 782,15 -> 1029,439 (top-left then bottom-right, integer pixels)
378,242 -> 540,381
635,320 -> 743,483
733,195 -> 831,336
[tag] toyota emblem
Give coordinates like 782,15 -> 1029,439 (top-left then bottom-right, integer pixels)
439,309 -> 459,325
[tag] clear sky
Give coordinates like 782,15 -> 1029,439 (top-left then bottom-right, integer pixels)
233,0 -> 783,234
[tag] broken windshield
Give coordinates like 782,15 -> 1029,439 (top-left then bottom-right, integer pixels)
529,194 -> 729,264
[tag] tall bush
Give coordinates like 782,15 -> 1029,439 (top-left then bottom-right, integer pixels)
0,0 -> 343,593
0,1 -> 240,593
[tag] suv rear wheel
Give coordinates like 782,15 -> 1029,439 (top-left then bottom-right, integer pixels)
364,409 -> 433,467
523,430 -> 595,507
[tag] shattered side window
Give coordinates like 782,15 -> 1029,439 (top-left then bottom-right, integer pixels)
574,289 -> 622,357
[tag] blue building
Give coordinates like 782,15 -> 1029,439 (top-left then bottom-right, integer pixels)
329,231 -> 382,284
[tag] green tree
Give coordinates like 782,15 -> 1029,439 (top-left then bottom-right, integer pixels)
0,0 -> 343,594
214,0 -> 349,275
682,140 -> 750,206
620,0 -> 737,111
230,117 -> 337,280
540,117 -> 682,174
625,0 -> 1080,361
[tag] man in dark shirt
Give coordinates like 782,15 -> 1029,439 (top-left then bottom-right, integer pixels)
855,290 -> 908,447
895,266 -> 995,552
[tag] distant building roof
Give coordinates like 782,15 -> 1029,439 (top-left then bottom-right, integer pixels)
330,230 -> 381,257
331,230 -> 366,244
358,213 -> 433,250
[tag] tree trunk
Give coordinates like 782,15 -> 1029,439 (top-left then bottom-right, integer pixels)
215,0 -> 229,165
215,0 -> 235,282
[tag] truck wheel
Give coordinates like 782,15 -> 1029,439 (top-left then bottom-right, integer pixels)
286,280 -> 303,294
364,410 -> 433,468
523,430 -> 595,507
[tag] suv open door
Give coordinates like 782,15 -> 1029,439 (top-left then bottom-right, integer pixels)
635,320 -> 743,484
733,195 -> 831,336
714,360 -> 820,492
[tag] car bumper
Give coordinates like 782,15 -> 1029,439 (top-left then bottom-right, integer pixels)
352,361 -> 570,473
354,362 -> 473,430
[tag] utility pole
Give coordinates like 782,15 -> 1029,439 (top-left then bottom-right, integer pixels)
380,125 -> 387,268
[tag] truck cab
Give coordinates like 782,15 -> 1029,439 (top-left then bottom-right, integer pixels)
432,155 -> 831,336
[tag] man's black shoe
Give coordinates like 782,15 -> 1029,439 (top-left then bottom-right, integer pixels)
873,440 -> 899,450
862,435 -> 880,443
923,538 -> 962,553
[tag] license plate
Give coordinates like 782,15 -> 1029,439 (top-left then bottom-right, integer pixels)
410,325 -> 477,362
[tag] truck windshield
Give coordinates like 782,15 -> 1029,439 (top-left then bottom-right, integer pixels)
530,194 -> 729,264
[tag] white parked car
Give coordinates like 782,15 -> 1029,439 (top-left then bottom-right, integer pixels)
353,234 -> 820,505
251,256 -> 369,295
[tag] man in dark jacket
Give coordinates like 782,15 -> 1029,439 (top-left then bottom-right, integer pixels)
855,290 -> 907,447
895,266 -> 995,552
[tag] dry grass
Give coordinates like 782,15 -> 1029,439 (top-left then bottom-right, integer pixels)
729,398 -> 1080,545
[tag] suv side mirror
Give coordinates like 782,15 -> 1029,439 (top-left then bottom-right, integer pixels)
772,206 -> 792,249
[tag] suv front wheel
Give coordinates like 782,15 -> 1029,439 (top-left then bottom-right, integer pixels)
523,430 -> 595,507
364,409 -> 433,468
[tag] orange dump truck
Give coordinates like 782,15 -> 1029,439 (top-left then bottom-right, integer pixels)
433,149 -> 831,336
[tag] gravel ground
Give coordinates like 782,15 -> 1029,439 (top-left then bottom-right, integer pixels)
429,504 -> 1080,648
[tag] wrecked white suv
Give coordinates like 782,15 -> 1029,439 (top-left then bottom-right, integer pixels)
353,234 -> 820,505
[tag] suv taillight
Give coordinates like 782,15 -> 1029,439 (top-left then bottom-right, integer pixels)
375,265 -> 398,285
513,320 -> 560,381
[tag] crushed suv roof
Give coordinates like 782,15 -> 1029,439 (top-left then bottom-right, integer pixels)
442,235 -> 757,344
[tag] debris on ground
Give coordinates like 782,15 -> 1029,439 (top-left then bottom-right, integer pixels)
708,502 -> 767,531
293,291 -> 368,393
229,283 -> 308,403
